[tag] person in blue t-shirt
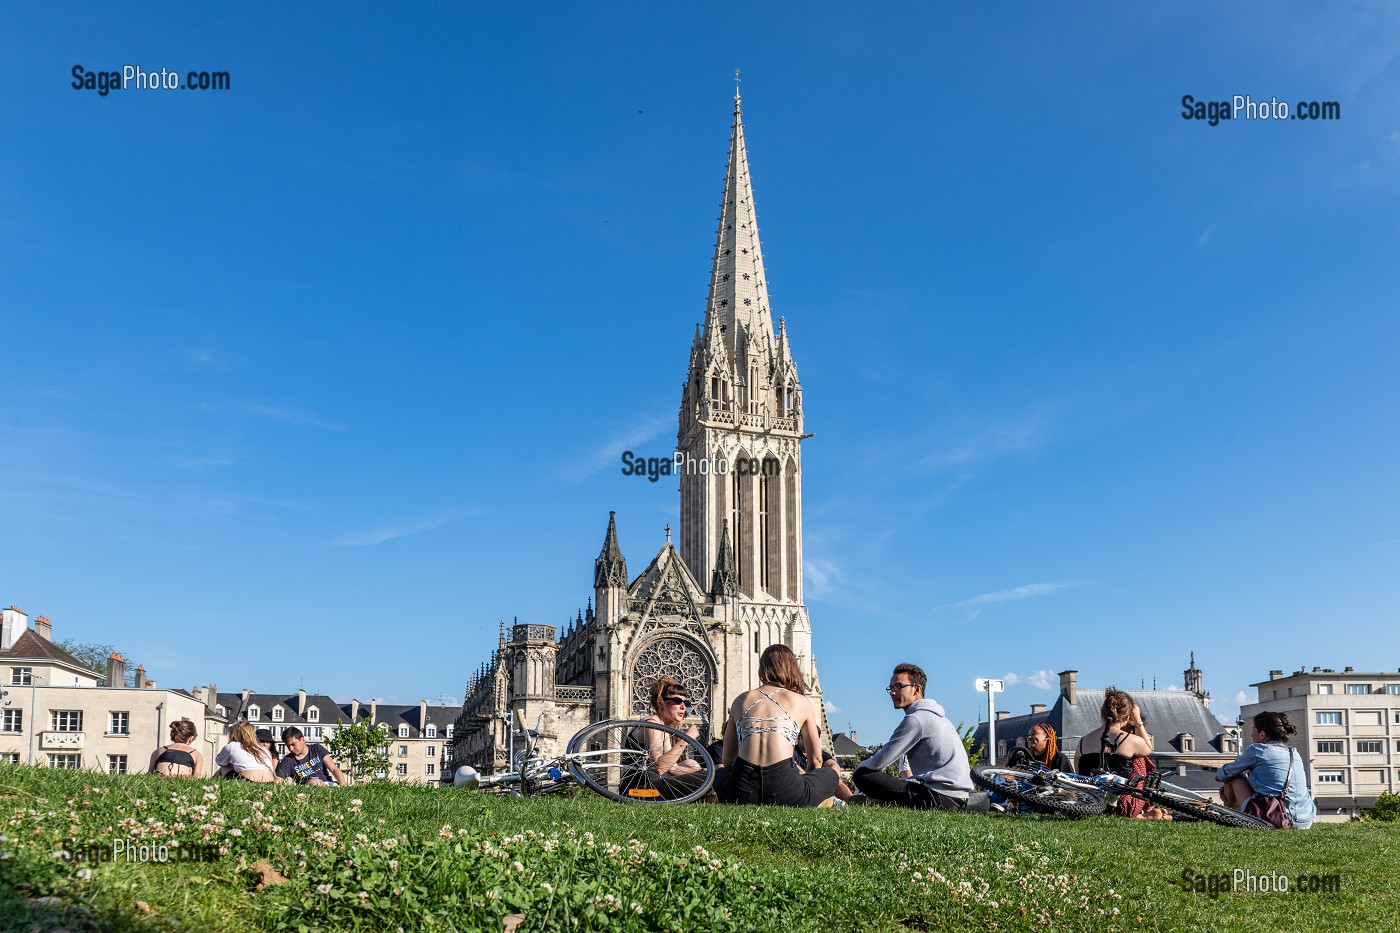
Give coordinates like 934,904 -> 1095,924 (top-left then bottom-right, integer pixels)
275,726 -> 350,787
1216,711 -> 1315,829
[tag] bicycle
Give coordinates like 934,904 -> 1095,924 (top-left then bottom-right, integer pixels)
971,761 -> 1274,829
452,716 -> 716,804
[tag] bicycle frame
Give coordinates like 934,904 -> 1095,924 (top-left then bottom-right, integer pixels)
453,717 -> 716,803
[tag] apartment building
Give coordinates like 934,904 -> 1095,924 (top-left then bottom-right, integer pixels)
0,606 -> 225,774
216,691 -> 457,785
1243,665 -> 1400,821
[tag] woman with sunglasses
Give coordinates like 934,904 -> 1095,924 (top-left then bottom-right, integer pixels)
720,644 -> 840,807
635,677 -> 709,797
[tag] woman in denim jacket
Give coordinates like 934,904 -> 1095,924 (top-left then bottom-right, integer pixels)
1216,711 -> 1316,829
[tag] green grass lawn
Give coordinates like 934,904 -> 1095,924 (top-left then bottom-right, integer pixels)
2,764 -> 1395,932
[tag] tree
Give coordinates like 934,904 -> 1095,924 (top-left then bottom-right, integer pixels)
56,639 -> 138,687
328,719 -> 392,782
958,721 -> 982,770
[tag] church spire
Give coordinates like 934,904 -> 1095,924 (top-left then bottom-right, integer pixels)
594,511 -> 628,589
704,90 -> 776,358
710,519 -> 738,598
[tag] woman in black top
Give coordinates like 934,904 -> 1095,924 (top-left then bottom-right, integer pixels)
1007,723 -> 1071,771
149,718 -> 202,777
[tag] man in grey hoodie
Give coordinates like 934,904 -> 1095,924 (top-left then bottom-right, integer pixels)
853,663 -> 976,810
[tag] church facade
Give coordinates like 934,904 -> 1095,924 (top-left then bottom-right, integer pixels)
446,94 -> 825,776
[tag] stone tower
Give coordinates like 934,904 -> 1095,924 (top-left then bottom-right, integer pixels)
676,91 -> 819,702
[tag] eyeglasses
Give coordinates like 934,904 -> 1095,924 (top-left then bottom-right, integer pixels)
664,697 -> 689,706
887,683 -> 916,692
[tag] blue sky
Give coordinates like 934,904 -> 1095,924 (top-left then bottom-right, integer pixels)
3,3 -> 1398,741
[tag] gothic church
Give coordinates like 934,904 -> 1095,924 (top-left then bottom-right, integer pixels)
447,93 -> 824,773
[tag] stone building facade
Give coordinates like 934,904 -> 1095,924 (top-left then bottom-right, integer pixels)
448,93 -> 826,774
1,605 -> 225,775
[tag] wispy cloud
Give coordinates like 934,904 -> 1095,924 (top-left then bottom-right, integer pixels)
240,405 -> 346,432
803,556 -> 845,601
330,511 -> 471,548
1368,537 -> 1400,547
825,700 -> 842,715
1235,690 -> 1249,705
918,413 -> 1051,473
1002,670 -> 1055,690
934,581 -> 1075,623
184,348 -> 237,374
1196,224 -> 1215,248
557,411 -> 671,483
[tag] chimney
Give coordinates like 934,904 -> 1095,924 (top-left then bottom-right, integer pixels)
1344,666 -> 1354,673
369,699 -> 378,728
205,683 -> 218,714
0,606 -> 27,651
1058,670 -> 1078,705
1030,703 -> 1046,715
134,665 -> 148,689
1268,670 -> 1283,680
34,615 -> 53,642
298,689 -> 307,716
106,653 -> 126,688
1312,666 -> 1321,673
419,699 -> 429,735
240,688 -> 250,707
995,710 -> 1010,721
850,729 -> 857,744
351,699 -> 361,723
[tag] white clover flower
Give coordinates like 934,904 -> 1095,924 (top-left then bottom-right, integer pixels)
317,884 -> 333,895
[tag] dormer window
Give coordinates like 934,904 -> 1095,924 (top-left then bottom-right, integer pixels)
307,707 -> 319,722
1178,734 -> 1195,753
398,725 -> 409,738
272,707 -> 284,721
426,725 -> 437,738
247,706 -> 260,721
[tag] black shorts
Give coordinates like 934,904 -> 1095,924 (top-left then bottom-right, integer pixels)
722,756 -> 839,807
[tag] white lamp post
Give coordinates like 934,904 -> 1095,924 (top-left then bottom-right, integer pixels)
975,678 -> 1004,766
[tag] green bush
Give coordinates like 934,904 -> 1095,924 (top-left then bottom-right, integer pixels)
1372,792 -> 1400,822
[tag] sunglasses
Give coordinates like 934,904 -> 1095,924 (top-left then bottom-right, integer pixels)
664,697 -> 689,706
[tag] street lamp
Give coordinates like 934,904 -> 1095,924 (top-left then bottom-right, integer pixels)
975,678 -> 1004,766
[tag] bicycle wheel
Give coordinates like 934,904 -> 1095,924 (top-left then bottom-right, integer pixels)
564,720 -> 715,804
1137,786 -> 1275,829
972,765 -> 1106,817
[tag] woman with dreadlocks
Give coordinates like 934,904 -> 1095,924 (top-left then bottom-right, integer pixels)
1008,723 -> 1072,772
